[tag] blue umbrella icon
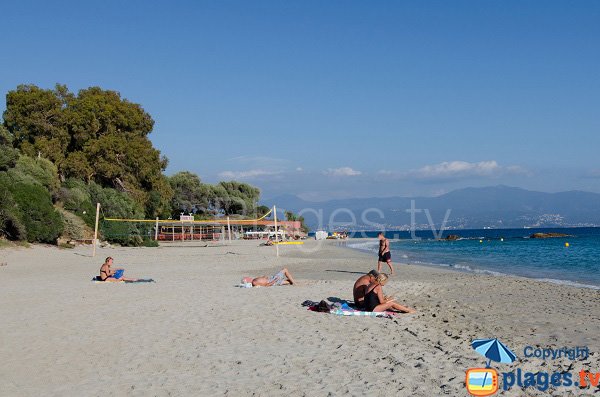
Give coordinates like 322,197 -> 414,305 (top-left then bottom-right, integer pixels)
471,338 -> 517,389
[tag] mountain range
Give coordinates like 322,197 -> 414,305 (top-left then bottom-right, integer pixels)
262,185 -> 600,230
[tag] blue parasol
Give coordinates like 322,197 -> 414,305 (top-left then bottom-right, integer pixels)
471,338 -> 517,389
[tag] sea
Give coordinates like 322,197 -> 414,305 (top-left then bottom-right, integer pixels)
342,227 -> 600,290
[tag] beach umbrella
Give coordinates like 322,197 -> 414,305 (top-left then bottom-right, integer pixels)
471,338 -> 517,389
472,338 -> 517,367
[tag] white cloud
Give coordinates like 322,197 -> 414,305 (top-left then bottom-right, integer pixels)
296,167 -> 303,172
377,161 -> 529,181
323,167 -> 362,177
413,160 -> 500,178
218,169 -> 281,179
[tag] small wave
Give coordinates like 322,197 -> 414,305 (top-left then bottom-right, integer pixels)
347,241 -> 379,253
533,278 -> 600,290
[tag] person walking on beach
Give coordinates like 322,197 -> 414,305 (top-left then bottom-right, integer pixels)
377,232 -> 394,275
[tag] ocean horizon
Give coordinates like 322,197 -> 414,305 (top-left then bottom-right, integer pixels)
344,227 -> 600,289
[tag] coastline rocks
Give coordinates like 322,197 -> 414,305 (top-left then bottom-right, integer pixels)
443,235 -> 460,241
529,232 -> 570,239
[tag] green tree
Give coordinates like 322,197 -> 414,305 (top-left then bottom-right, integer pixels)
3,84 -> 70,167
168,171 -> 210,216
256,205 -> 271,217
215,181 -> 260,216
0,125 -> 19,171
3,84 -> 173,216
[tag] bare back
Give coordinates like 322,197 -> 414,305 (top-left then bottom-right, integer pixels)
353,274 -> 371,306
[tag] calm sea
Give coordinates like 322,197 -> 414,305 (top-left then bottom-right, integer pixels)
344,227 -> 600,289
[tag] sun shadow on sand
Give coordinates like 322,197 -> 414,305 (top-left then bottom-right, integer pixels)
325,270 -> 365,275
327,296 -> 353,305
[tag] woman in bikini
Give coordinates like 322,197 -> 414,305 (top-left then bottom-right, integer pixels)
364,273 -> 415,313
99,257 -> 137,282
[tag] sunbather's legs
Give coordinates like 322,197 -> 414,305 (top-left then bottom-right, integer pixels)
373,301 -> 415,314
282,268 -> 295,285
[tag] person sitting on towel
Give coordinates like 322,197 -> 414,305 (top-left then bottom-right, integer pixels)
244,268 -> 296,287
353,269 -> 379,309
364,273 -> 415,313
99,257 -> 138,282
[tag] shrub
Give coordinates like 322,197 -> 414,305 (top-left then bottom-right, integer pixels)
12,155 -> 61,200
0,173 -> 27,240
58,180 -> 96,226
58,208 -> 92,240
10,181 -> 63,243
141,238 -> 159,247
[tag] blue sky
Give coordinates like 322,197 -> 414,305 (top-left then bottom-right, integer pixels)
2,1 -> 599,200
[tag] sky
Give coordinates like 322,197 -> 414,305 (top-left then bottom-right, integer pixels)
1,1 -> 599,201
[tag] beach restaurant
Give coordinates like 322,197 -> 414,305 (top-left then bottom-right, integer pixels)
156,215 -> 304,242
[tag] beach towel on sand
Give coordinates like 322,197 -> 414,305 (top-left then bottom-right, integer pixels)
302,300 -> 396,319
331,308 -> 395,319
92,276 -> 155,283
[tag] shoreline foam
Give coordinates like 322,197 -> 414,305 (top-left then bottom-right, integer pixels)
346,238 -> 600,290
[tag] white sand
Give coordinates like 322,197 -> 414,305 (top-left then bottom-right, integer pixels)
0,240 -> 598,396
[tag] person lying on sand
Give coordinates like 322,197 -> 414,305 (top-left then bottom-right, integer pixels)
353,270 -> 379,309
243,268 -> 296,287
364,273 -> 415,313
99,257 -> 138,282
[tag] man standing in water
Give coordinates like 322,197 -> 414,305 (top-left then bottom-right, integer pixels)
377,232 -> 394,275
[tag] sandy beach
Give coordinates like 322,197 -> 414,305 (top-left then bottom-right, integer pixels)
1,240 -> 598,396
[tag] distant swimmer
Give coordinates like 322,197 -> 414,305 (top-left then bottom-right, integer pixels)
377,232 -> 394,275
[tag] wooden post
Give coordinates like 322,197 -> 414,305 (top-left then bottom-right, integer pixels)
274,205 -> 279,257
227,216 -> 232,242
92,202 -> 100,257
181,221 -> 184,241
154,217 -> 159,241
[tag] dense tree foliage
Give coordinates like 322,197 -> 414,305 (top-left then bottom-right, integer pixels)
1,83 -> 268,245
4,84 -> 172,217
168,172 -> 262,217
216,181 -> 261,216
0,126 -> 19,171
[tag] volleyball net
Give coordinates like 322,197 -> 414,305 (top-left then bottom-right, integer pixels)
96,206 -> 282,246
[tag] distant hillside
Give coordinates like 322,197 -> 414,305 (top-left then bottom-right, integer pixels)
262,186 -> 600,230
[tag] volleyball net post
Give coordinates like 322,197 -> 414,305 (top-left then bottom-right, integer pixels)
274,205 -> 279,257
92,202 -> 100,257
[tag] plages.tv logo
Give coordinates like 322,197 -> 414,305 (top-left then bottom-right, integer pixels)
466,338 -> 517,396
